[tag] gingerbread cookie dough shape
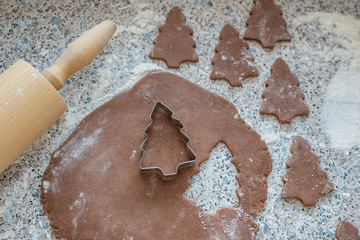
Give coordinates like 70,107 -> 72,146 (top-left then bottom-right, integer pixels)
336,220 -> 360,240
210,24 -> 259,86
149,6 -> 199,68
140,101 -> 197,180
260,58 -> 309,123
41,72 -> 272,239
281,136 -> 334,206
244,0 -> 291,48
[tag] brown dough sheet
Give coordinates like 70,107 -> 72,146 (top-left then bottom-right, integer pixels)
244,0 -> 291,48
336,220 -> 360,240
41,72 -> 272,240
210,24 -> 259,86
149,6 -> 198,68
141,103 -> 193,175
281,136 -> 334,206
260,58 -> 309,123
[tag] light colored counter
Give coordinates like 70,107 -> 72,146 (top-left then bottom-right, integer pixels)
0,0 -> 359,239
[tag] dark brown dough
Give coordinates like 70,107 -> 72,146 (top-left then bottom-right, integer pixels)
336,220 -> 360,240
141,102 -> 195,177
41,72 -> 272,240
210,24 -> 259,86
259,58 -> 309,123
244,0 -> 291,48
149,6 -> 198,68
281,136 -> 334,206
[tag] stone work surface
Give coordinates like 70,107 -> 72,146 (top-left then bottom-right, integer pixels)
0,0 -> 359,239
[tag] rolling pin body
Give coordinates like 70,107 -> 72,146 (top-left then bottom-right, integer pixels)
0,61 -> 66,173
0,20 -> 116,173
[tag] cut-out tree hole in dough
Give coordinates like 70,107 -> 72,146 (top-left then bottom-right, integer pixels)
183,142 -> 240,214
140,102 -> 197,180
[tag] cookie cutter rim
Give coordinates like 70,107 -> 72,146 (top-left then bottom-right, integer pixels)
140,101 -> 197,180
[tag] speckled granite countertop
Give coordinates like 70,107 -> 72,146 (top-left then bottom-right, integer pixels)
0,0 -> 359,239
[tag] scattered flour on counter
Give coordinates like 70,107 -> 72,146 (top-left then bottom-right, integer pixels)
259,126 -> 280,144
131,63 -> 163,81
91,57 -> 116,102
134,10 -> 161,28
92,62 -> 163,107
135,3 -> 150,9
326,71 -> 360,102
113,63 -> 163,97
322,71 -> 360,149
116,7 -> 161,35
296,12 -> 360,149
116,25 -> 145,35
295,12 -> 360,70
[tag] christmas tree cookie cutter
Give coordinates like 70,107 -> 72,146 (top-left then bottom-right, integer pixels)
140,101 -> 197,180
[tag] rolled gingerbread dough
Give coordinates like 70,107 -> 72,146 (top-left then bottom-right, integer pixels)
41,72 -> 272,239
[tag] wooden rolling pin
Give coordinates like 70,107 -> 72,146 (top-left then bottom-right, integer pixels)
0,20 -> 116,173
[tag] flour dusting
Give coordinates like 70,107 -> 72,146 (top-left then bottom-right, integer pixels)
100,162 -> 112,173
130,150 -> 137,161
131,63 -> 164,80
93,62 -> 163,107
322,71 -> 360,149
295,12 -> 360,70
70,195 -> 86,232
116,7 -> 161,35
69,128 -> 103,159
116,25 -> 145,35
326,71 -> 360,103
183,143 -> 239,214
43,181 -> 50,193
302,13 -> 360,149
295,12 -> 360,149
134,10 -> 161,28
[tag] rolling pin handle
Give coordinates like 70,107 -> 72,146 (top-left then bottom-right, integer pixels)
41,20 -> 117,90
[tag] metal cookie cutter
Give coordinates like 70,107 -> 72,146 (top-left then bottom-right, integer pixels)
140,101 -> 197,180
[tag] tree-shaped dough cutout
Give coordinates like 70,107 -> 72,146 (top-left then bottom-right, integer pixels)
259,58 -> 309,123
244,0 -> 291,48
336,220 -> 360,240
140,102 -> 196,180
210,24 -> 259,87
149,6 -> 199,68
281,136 -> 334,206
